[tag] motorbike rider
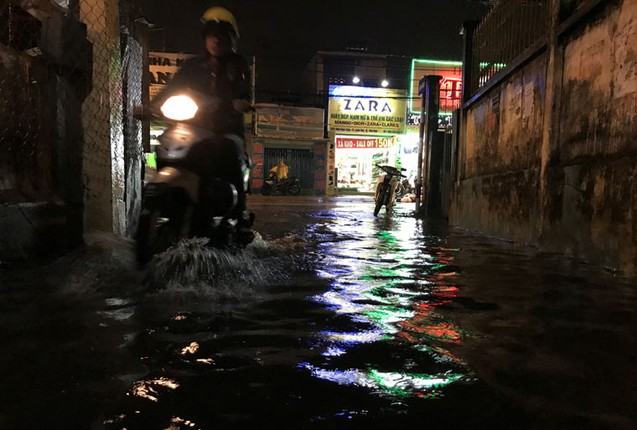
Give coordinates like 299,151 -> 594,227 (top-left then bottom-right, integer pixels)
268,159 -> 289,181
149,6 -> 255,244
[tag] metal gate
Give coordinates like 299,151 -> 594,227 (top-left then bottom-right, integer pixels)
264,147 -> 315,191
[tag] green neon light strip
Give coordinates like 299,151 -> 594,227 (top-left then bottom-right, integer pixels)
409,58 -> 463,114
412,58 -> 463,66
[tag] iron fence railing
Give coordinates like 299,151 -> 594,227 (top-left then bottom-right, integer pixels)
468,0 -> 550,97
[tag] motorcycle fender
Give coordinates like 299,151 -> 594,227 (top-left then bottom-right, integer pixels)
151,167 -> 199,203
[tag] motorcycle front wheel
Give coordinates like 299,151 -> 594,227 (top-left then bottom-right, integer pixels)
136,195 -> 192,265
374,186 -> 387,216
287,183 -> 301,195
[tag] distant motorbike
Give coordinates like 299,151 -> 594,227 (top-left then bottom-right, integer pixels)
373,164 -> 406,216
133,90 -> 253,265
261,172 -> 301,196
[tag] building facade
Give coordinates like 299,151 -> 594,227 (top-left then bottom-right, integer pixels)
305,51 -> 463,196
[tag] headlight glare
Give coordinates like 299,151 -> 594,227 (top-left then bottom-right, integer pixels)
160,95 -> 198,121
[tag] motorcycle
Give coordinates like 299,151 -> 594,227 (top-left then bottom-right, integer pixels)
133,90 -> 253,265
260,172 -> 301,196
373,164 -> 406,216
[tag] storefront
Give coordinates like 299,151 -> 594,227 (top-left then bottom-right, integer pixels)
327,85 -> 408,194
250,104 -> 327,195
334,135 -> 397,192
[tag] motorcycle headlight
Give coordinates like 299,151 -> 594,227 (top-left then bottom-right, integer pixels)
160,95 -> 198,121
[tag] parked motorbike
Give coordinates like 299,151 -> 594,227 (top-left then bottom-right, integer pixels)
373,164 -> 406,216
133,90 -> 253,265
260,172 -> 301,196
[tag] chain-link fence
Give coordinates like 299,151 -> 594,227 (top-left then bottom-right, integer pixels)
0,0 -> 146,251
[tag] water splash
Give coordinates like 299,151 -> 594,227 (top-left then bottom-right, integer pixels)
140,233 -> 313,303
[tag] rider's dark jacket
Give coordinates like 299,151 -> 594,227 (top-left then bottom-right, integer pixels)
152,53 -> 252,137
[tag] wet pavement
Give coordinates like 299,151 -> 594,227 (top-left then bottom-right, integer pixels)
1,194 -> 636,429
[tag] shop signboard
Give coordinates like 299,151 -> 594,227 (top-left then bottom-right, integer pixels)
149,51 -> 195,100
328,85 -> 407,135
410,58 -> 463,114
255,104 -> 324,139
335,136 -> 395,149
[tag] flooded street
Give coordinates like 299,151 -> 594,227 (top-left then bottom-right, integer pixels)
1,196 -> 636,429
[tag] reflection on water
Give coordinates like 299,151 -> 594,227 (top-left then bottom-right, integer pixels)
94,202 -> 637,429
131,377 -> 180,402
300,206 -> 470,399
101,205 -> 484,428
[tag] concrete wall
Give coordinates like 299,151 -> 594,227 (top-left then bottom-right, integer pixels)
1,1 -> 144,264
550,0 -> 637,271
0,47 -> 56,202
0,45 -> 68,262
453,0 -> 637,274
455,54 -> 546,244
80,0 -> 124,233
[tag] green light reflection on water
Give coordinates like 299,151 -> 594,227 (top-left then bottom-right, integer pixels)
305,213 -> 470,399
369,369 -> 465,398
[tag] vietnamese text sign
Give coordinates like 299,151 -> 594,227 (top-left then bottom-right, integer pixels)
149,52 -> 195,100
335,136 -> 396,149
328,85 -> 406,135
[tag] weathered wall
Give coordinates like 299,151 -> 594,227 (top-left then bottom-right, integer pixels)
454,0 -> 637,274
0,45 -> 68,262
550,0 -> 637,271
1,1 -> 145,263
80,0 -> 124,233
454,54 -> 547,244
0,46 -> 55,202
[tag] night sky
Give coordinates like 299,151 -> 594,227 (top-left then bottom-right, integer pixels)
140,1 -> 487,93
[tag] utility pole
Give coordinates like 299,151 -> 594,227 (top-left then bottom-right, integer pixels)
415,85 -> 425,214
415,75 -> 442,217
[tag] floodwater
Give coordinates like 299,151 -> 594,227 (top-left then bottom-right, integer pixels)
1,197 -> 636,430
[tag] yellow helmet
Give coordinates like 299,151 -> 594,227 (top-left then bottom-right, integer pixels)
201,6 -> 239,38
